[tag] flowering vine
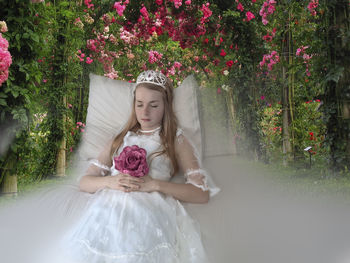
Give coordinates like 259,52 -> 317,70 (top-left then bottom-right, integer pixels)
259,0 -> 276,25
296,46 -> 312,77
307,0 -> 319,16
259,50 -> 280,72
0,21 -> 12,87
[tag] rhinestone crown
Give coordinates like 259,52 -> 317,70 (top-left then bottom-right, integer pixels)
136,70 -> 167,89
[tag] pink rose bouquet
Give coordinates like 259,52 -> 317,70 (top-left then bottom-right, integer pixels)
114,145 -> 149,177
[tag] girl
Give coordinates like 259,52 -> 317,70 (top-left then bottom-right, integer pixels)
53,70 -> 217,263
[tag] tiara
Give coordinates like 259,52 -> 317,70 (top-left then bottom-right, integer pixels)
136,70 -> 167,89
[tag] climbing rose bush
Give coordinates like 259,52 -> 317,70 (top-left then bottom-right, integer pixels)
0,32 -> 12,87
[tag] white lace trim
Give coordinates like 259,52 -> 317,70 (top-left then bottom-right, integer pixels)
176,128 -> 184,143
184,169 -> 209,192
176,128 -> 183,137
89,159 -> 111,173
77,239 -> 178,259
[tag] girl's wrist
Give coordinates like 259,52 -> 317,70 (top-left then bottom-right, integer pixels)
103,175 -> 112,188
153,179 -> 162,192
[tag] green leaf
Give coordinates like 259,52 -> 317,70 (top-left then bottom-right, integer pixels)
0,98 -> 7,106
325,66 -> 344,83
23,32 -> 29,39
31,34 -> 40,43
11,90 -> 19,98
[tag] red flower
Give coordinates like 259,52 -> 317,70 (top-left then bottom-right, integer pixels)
212,59 -> 220,66
226,60 -> 234,67
220,49 -> 227,57
309,132 -> 315,140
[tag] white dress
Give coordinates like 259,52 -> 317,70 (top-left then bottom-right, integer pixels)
46,128 -> 214,263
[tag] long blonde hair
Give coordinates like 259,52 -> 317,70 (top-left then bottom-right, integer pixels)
110,79 -> 179,177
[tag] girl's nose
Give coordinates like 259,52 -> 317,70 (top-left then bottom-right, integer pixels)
143,105 -> 150,115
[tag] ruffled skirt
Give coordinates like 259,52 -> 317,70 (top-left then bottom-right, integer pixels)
0,184 -> 210,263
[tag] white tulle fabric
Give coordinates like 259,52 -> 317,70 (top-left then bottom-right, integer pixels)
48,128 -> 211,263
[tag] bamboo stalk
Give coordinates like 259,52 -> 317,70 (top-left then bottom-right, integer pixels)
226,88 -> 237,155
0,155 -> 18,196
56,94 -> 67,177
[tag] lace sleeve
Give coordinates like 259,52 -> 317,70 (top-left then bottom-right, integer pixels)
175,129 -> 220,197
88,159 -> 111,176
83,140 -> 113,179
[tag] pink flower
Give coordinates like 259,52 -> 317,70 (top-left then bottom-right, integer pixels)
156,0 -> 163,5
168,66 -> 176,76
307,0 -> 318,16
114,145 -> 149,177
173,0 -> 182,9
140,6 -> 149,21
237,2 -> 244,12
148,50 -> 163,64
200,3 -> 212,24
84,0 -> 94,9
259,50 -> 279,72
259,0 -> 276,25
114,2 -> 126,16
86,57 -> 93,64
246,11 -> 255,21
185,0 -> 191,5
0,49 -> 12,71
0,34 -> 9,50
174,61 -> 182,69
0,33 -> 12,87
104,68 -> 119,79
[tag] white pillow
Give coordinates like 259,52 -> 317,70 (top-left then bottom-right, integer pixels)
78,73 -> 202,162
173,75 -> 202,159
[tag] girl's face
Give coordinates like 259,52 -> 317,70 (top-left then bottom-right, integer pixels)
135,86 -> 165,131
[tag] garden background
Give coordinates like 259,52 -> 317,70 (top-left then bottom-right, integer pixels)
0,0 -> 350,198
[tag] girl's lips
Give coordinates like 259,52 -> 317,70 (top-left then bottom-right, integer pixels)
141,119 -> 150,121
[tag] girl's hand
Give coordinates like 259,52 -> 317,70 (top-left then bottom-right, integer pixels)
105,173 -> 144,192
132,175 -> 159,193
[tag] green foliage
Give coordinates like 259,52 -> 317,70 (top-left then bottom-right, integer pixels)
0,2 -> 47,184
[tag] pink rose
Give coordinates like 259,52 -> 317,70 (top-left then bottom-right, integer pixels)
114,145 -> 149,177
246,11 -> 255,21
